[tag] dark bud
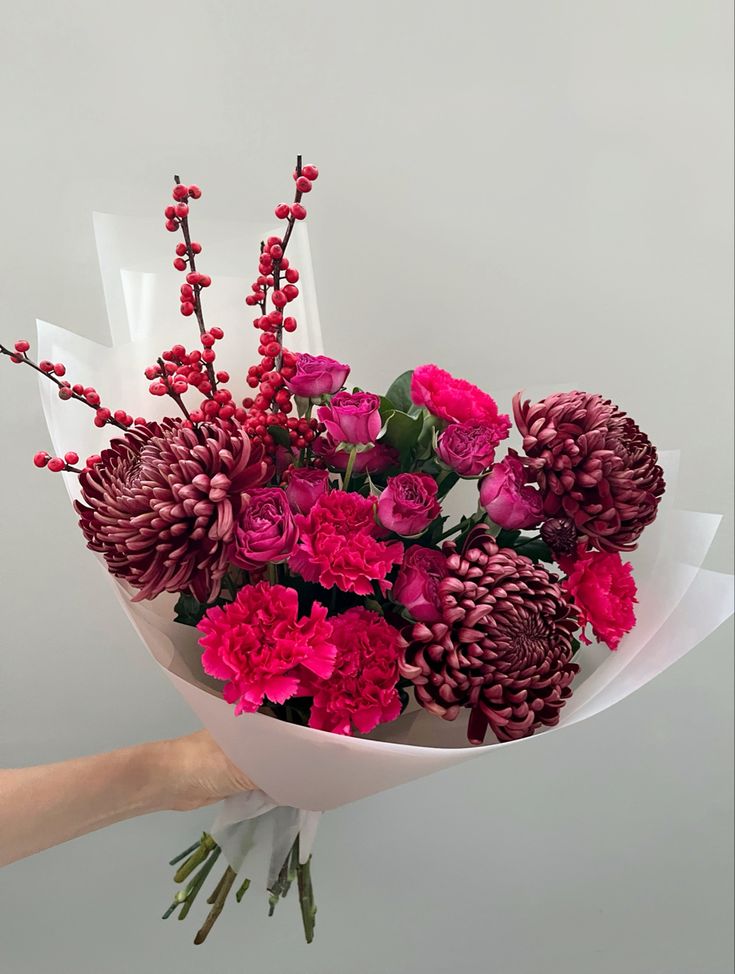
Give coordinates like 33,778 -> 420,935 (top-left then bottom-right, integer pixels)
540,516 -> 578,557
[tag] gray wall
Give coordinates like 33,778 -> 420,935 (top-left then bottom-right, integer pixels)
0,2 -> 732,972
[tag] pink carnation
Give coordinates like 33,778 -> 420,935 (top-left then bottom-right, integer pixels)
411,363 -> 511,431
289,490 -> 404,595
559,542 -> 638,650
309,607 -> 405,735
198,582 -> 336,714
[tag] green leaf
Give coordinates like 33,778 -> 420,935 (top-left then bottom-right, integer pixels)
267,425 -> 291,447
380,409 -> 423,459
174,593 -> 212,627
514,536 -> 554,563
385,370 -> 414,413
495,528 -> 522,548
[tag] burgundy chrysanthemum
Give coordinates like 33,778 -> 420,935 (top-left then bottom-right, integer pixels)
75,419 -> 269,602
400,526 -> 580,744
513,391 -> 665,552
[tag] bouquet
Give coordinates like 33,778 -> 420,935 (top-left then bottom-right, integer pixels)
3,158 -> 732,946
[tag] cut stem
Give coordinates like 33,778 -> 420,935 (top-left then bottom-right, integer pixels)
342,447 -> 358,490
194,865 -> 238,945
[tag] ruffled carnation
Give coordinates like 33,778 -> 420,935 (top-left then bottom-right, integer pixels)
289,491 -> 404,595
309,607 -> 405,735
198,582 -> 336,714
559,542 -> 637,650
411,364 -> 511,430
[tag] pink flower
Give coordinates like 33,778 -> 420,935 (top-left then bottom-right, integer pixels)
286,353 -> 350,398
317,391 -> 382,445
229,487 -> 298,571
377,473 -> 441,537
289,490 -> 404,595
479,456 -> 543,529
559,542 -> 637,650
392,545 -> 448,623
284,468 -> 330,515
198,582 -> 336,715
312,435 -> 398,475
436,420 -> 507,477
308,607 -> 405,735
411,364 -> 511,429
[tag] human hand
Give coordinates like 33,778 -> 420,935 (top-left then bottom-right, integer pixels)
157,730 -> 256,812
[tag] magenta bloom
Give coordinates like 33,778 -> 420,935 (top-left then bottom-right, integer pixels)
229,487 -> 298,571
436,420 -> 506,476
289,490 -> 404,595
309,607 -> 405,736
411,364 -> 511,429
313,435 -> 398,475
284,468 -> 330,515
377,473 -> 441,537
286,353 -> 350,398
198,582 -> 336,715
317,391 -> 382,445
479,456 -> 543,530
559,542 -> 638,650
392,545 -> 448,623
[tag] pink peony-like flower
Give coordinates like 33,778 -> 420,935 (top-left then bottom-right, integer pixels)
559,542 -> 637,650
392,545 -> 448,623
436,420 -> 506,477
284,467 -> 330,515
286,353 -> 350,398
229,487 -> 298,571
411,364 -> 512,430
377,473 -> 441,536
198,582 -> 336,715
308,607 -> 405,735
312,435 -> 399,475
289,490 -> 404,595
317,391 -> 382,445
479,456 -> 543,530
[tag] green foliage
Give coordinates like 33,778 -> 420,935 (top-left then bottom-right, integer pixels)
384,369 -> 414,413
267,424 -> 291,447
495,528 -> 522,548
174,592 -> 219,627
514,536 -> 553,563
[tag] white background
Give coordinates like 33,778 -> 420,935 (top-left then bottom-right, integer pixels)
0,2 -> 732,972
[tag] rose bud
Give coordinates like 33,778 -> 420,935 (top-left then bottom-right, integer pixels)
317,391 -> 382,446
229,487 -> 299,571
392,545 -> 448,623
286,353 -> 351,398
285,468 -> 330,515
378,473 -> 442,537
436,420 -> 502,477
479,456 -> 543,530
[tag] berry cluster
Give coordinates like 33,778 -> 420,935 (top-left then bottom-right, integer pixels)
33,449 -> 101,475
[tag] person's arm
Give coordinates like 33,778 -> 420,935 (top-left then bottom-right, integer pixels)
0,730 -> 254,868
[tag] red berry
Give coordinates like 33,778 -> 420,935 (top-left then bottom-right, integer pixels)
271,290 -> 287,309
210,326 -> 224,339
216,370 -> 230,382
285,267 -> 300,284
14,339 -> 30,353
180,302 -> 195,316
64,451 -> 79,465
172,184 -> 188,201
283,284 -> 299,302
173,257 -> 187,271
295,176 -> 312,193
165,206 -> 176,219
58,387 -> 73,400
269,244 -> 283,260
188,185 -> 202,199
39,360 -> 54,372
180,283 -> 194,298
175,242 -> 187,256
274,203 -> 290,219
283,317 -> 297,332
165,220 -> 178,232
199,275 -> 212,287
245,294 -> 258,306
291,203 -> 307,220
47,457 -> 66,472
201,333 -> 215,348
33,451 -> 50,468
186,272 -> 201,285
86,454 -> 102,467
191,241 -> 202,254
302,164 -> 319,181
173,380 -> 188,395
202,349 -> 216,363
175,202 -> 189,218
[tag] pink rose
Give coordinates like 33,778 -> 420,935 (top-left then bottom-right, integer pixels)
411,363 -> 512,430
559,542 -> 637,650
436,421 -> 503,476
392,545 -> 447,623
312,435 -> 399,474
229,487 -> 298,571
378,473 -> 442,537
284,468 -> 330,515
479,456 -> 543,530
317,391 -> 382,446
286,353 -> 351,398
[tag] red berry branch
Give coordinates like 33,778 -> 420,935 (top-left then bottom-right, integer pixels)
0,340 -> 135,431
164,179 -> 218,394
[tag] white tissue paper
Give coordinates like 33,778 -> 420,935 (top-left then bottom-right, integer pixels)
36,213 -> 734,881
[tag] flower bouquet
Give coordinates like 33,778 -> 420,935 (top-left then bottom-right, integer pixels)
3,158 -> 732,946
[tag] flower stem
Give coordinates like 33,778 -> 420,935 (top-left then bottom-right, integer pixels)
194,865 -> 238,945
235,877 -> 251,903
296,846 -> 317,945
342,447 -> 358,490
177,847 -> 221,921
173,833 -> 216,883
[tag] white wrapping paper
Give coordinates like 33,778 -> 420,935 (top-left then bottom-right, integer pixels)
35,212 -> 734,874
